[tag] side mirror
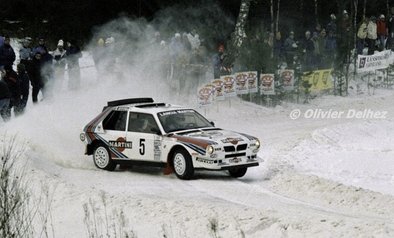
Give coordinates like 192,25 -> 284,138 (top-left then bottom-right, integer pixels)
210,121 -> 215,127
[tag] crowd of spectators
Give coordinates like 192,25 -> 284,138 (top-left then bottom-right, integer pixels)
1,8 -> 394,121
0,36 -> 81,121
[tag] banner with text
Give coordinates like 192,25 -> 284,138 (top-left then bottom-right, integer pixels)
302,69 -> 333,92
357,50 -> 391,72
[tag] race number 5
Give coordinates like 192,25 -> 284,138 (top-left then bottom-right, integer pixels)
139,139 -> 145,155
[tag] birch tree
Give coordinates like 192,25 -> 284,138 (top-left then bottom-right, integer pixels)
223,0 -> 252,67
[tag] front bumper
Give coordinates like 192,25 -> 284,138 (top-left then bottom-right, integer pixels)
193,155 -> 262,170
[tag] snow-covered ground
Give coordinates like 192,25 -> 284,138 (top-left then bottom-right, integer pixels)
1,52 -> 394,237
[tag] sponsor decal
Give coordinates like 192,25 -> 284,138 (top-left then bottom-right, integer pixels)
159,109 -> 195,117
221,137 -> 244,145
109,137 -> 132,152
196,157 -> 215,164
229,157 -> 242,163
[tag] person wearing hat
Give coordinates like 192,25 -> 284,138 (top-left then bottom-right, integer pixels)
52,39 -> 67,83
377,14 -> 388,51
0,36 -> 16,69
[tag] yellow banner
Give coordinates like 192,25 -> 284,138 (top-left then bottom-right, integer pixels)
302,69 -> 333,92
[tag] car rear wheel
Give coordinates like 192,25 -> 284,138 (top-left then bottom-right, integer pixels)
93,144 -> 116,171
172,149 -> 194,180
228,167 -> 247,178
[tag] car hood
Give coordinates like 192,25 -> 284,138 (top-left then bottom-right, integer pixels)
171,128 -> 257,148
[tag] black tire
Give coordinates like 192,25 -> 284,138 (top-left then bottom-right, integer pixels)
172,148 -> 194,180
228,167 -> 247,178
93,144 -> 116,171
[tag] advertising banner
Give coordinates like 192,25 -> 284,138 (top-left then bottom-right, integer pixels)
259,74 -> 275,95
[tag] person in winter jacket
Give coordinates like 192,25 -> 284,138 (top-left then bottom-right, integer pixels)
0,69 -> 11,121
33,37 -> 53,90
377,14 -> 388,51
0,36 -> 16,68
212,44 -> 231,78
284,31 -> 298,67
367,16 -> 378,55
301,31 -> 315,71
52,39 -> 67,83
16,63 -> 30,114
3,65 -> 20,118
30,52 -> 44,103
388,7 -> 394,49
357,17 -> 368,55
19,37 -> 33,66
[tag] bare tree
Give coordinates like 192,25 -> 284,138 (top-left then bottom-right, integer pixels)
276,0 -> 281,32
314,0 -> 319,25
0,137 -> 33,238
223,0 -> 252,67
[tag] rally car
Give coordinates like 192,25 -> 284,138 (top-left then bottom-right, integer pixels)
80,98 -> 261,179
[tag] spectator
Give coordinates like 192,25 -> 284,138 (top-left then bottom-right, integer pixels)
388,7 -> 394,50
16,63 -> 29,114
318,29 -> 328,67
52,39 -> 67,82
33,37 -> 53,89
0,36 -> 16,69
30,52 -> 44,103
284,31 -> 298,67
377,14 -> 388,51
212,44 -> 231,78
273,31 -> 284,62
311,32 -> 321,69
3,65 -> 20,118
66,40 -> 82,90
19,37 -> 33,68
326,14 -> 337,37
301,31 -> 315,71
0,36 -> 4,48
367,16 -> 378,55
357,17 -> 368,55
325,30 -> 337,67
92,38 -> 106,76
0,68 -> 11,121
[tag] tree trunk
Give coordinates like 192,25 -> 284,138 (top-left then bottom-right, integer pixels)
276,0 -> 280,32
363,0 -> 366,19
270,0 -> 274,34
314,0 -> 319,25
223,0 -> 252,67
353,0 -> 358,85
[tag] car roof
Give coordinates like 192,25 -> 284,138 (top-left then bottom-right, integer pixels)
105,98 -> 193,114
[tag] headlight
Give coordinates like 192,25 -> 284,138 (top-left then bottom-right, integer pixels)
206,145 -> 214,155
80,133 -> 86,142
255,139 -> 260,149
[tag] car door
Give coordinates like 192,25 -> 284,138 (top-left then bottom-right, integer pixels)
101,110 -> 129,159
125,112 -> 163,162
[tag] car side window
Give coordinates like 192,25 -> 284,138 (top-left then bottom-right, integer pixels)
128,112 -> 160,134
103,111 -> 127,131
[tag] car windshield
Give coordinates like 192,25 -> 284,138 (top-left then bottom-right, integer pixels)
158,109 -> 213,133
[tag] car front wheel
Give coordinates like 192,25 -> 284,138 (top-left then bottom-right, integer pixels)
93,145 -> 116,171
172,149 -> 194,180
228,167 -> 247,178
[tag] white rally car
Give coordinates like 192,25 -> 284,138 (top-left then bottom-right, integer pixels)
80,98 -> 261,179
